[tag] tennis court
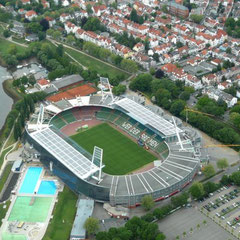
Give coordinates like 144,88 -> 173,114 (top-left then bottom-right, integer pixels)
2,233 -> 27,240
8,197 -> 53,222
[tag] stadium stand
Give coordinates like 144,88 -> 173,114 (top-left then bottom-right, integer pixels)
51,116 -> 67,129
60,111 -> 77,124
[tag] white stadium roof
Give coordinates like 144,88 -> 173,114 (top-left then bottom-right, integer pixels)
30,127 -> 99,180
114,98 -> 181,136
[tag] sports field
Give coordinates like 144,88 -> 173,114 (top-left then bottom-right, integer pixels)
8,197 -> 53,222
2,233 -> 26,240
71,123 -> 156,175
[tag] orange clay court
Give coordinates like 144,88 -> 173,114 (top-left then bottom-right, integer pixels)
47,84 -> 97,102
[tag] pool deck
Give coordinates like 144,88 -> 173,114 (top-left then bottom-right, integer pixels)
0,164 -> 63,240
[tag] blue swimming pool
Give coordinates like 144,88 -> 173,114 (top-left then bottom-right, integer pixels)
37,181 -> 56,195
19,167 -> 42,194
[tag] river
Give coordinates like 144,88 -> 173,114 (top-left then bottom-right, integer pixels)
0,66 -> 13,130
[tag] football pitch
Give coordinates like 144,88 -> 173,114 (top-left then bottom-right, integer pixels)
70,123 -> 156,175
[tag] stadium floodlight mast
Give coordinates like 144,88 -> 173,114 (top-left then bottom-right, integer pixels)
91,146 -> 104,182
172,117 -> 195,153
100,77 -> 114,103
37,104 -> 45,130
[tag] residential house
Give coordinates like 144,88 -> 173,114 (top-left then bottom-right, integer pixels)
202,73 -> 218,85
203,86 -> 237,108
25,10 -> 37,21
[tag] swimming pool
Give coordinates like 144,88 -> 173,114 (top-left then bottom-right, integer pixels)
19,167 -> 42,194
37,181 -> 56,195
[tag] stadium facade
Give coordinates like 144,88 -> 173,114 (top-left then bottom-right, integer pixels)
24,96 -> 201,207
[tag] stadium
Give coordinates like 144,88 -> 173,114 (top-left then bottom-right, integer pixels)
24,94 -> 202,207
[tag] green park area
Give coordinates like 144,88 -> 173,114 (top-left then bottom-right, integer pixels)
71,123 -> 156,175
65,47 -> 130,80
0,38 -> 27,55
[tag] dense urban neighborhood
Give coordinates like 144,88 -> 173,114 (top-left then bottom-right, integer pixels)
1,0 -> 240,239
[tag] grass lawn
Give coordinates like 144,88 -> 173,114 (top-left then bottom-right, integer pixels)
0,163 -> 13,193
0,38 -> 27,55
43,187 -> 77,240
65,47 -> 130,80
71,123 -> 156,175
0,200 -> 10,227
0,146 -> 12,169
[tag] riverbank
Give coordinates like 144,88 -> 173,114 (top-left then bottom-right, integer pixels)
2,79 -> 22,103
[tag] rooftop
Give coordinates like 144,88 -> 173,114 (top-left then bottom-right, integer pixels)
70,199 -> 94,239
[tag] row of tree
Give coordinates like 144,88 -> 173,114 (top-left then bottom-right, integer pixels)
129,73 -> 194,117
1,91 -> 46,145
82,41 -> 138,73
190,167 -> 240,200
96,216 -> 166,240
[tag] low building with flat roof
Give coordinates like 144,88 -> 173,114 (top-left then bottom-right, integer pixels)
70,199 -> 95,240
52,74 -> 84,91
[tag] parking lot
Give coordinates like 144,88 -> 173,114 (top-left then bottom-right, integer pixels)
200,186 -> 240,239
158,207 -> 236,240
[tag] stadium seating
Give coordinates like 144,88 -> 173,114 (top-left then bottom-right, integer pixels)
161,150 -> 169,159
51,116 -> 67,129
95,111 -> 111,120
155,142 -> 168,154
60,111 -> 77,124
108,113 -> 119,122
72,108 -> 82,120
114,115 -> 129,126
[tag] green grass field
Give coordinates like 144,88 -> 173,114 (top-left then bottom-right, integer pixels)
43,187 -> 77,240
71,123 -> 156,175
0,39 -> 27,55
8,197 -> 53,222
65,47 -> 130,80
0,163 -> 13,193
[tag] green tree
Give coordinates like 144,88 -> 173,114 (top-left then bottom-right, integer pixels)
86,4 -> 93,15
129,73 -> 153,92
13,120 -> 21,140
161,4 -> 168,13
112,84 -> 126,96
170,99 -> 186,117
120,59 -> 138,73
66,35 -> 75,45
190,14 -> 203,23
220,174 -> 230,185
226,47 -> 232,54
8,44 -> 17,55
189,182 -> 205,200
203,164 -> 215,178
3,29 -> 10,38
230,112 -> 240,127
52,30 -> 61,40
141,195 -> 154,211
231,171 -> 240,186
203,181 -> 219,194
171,192 -> 189,208
56,44 -> 64,57
149,67 -> 155,75
84,217 -> 99,236
217,158 -> 229,170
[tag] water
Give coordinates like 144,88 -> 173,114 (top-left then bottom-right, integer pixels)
0,66 -> 13,129
37,180 -> 57,195
19,167 -> 42,194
